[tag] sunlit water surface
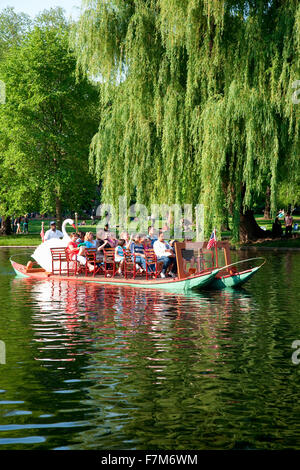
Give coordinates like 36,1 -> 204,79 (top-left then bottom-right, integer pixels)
0,247 -> 300,450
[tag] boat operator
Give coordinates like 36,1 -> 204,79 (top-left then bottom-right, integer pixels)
44,221 -> 63,241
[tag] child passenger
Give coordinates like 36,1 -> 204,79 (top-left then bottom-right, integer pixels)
67,233 -> 79,260
115,239 -> 126,274
131,234 -> 146,272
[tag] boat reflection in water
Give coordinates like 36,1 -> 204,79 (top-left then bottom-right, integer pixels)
11,277 -> 254,449
16,277 -> 253,329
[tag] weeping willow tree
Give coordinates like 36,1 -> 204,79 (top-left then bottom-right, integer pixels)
72,0 -> 299,241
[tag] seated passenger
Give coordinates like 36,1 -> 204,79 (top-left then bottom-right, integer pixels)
115,239 -> 126,274
76,231 -> 86,244
67,233 -> 79,260
107,231 -> 118,248
67,232 -> 94,272
146,226 -> 158,247
153,231 -> 177,278
131,234 -> 146,272
83,231 -> 96,249
96,231 -> 110,261
120,231 -> 134,251
143,237 -> 156,273
169,239 -> 177,250
143,237 -> 152,250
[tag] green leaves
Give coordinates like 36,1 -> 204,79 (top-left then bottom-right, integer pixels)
0,7 -> 99,217
72,1 -> 299,238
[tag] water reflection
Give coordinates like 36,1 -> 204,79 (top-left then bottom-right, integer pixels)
16,278 -> 254,340
11,278 -> 256,450
16,277 -> 253,318
2,249 -> 300,450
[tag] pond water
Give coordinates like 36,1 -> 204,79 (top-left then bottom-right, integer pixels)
0,247 -> 299,450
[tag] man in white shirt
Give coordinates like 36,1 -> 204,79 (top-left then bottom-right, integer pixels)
44,221 -> 63,241
153,231 -> 177,278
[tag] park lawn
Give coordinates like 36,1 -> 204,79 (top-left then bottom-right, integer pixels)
22,218 -> 98,235
0,234 -> 42,246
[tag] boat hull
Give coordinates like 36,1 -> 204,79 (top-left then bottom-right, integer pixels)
208,266 -> 260,289
10,260 -> 220,292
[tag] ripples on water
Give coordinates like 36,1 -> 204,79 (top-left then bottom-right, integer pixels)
0,248 -> 300,449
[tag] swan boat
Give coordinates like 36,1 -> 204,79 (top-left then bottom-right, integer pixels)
31,218 -> 76,272
10,226 -> 265,292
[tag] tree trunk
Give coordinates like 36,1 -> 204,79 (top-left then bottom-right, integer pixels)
263,186 -> 271,219
239,210 -> 271,243
221,211 -> 230,232
0,216 -> 12,235
55,196 -> 62,231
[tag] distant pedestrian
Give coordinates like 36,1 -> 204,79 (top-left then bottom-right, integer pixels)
284,211 -> 293,237
16,216 -> 22,234
23,215 -> 29,233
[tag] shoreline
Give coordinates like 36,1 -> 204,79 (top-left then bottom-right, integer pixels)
0,245 -> 37,248
237,246 -> 300,252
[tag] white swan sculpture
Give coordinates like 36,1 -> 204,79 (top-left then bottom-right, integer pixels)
31,218 -> 76,272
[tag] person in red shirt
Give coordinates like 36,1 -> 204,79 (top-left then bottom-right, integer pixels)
67,232 -> 95,273
67,233 -> 79,260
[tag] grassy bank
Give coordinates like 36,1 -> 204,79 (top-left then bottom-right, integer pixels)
0,234 -> 41,246
240,236 -> 300,249
238,215 -> 300,249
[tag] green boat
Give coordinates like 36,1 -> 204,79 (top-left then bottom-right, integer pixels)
174,241 -> 265,290
10,240 -> 264,293
208,263 -> 264,289
10,257 -> 220,292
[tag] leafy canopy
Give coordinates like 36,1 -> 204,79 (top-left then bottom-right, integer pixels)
72,0 -> 299,237
0,7 -> 100,218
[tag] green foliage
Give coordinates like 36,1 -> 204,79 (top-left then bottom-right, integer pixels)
0,7 -> 31,59
0,8 -> 100,218
72,0 -> 299,238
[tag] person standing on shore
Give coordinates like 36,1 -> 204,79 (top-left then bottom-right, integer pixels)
16,216 -> 22,234
23,215 -> 29,233
284,212 -> 293,237
272,217 -> 283,238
